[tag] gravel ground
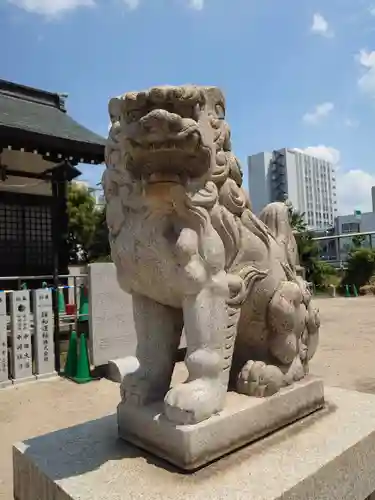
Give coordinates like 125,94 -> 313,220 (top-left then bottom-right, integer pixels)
1,296 -> 375,499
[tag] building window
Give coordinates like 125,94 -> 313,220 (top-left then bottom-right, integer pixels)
341,222 -> 360,234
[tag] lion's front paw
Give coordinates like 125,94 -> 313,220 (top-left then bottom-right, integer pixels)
120,370 -> 154,406
237,360 -> 284,397
164,379 -> 226,425
119,357 -> 160,406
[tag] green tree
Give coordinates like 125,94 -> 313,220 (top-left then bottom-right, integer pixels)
67,183 -> 98,263
310,260 -> 338,288
286,202 -> 338,286
287,206 -> 308,233
351,234 -> 366,249
287,204 -> 316,280
343,248 -> 375,289
88,205 -> 111,262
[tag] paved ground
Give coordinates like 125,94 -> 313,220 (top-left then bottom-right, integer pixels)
1,296 -> 375,499
310,296 -> 375,394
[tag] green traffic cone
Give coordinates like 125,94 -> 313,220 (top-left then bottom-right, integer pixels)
73,333 -> 93,384
78,285 -> 89,323
353,284 -> 358,297
345,284 -> 351,298
58,287 -> 66,314
63,330 -> 78,378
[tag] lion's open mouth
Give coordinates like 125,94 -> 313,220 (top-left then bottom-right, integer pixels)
125,128 -> 210,184
127,129 -> 202,154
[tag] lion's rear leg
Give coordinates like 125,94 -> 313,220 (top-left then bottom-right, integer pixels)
237,281 -> 306,397
120,292 -> 183,406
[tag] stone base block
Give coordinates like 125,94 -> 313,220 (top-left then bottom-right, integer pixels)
0,379 -> 13,388
12,375 -> 37,386
13,385 -> 375,500
118,376 -> 324,470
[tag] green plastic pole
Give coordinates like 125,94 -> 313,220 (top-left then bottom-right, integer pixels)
78,285 -> 89,323
58,287 -> 66,314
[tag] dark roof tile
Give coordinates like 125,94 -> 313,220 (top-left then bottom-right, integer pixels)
0,79 -> 106,162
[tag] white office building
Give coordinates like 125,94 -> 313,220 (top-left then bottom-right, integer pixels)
247,148 -> 337,230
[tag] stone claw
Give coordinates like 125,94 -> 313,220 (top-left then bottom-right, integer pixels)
164,378 -> 226,425
120,371 -> 151,405
119,357 -> 160,406
237,360 -> 284,397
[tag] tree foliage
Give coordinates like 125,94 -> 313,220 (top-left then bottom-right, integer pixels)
343,248 -> 375,289
287,203 -> 337,286
287,204 -> 308,233
351,234 -> 366,249
88,205 -> 111,262
310,260 -> 339,288
67,183 -> 110,263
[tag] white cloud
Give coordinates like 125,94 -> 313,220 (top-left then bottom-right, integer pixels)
337,169 -> 375,214
302,102 -> 334,125
356,49 -> 375,97
188,0 -> 204,9
311,13 -> 334,37
294,145 -> 341,165
357,48 -> 375,68
295,145 -> 375,214
344,118 -> 359,128
123,0 -> 140,9
369,5 -> 375,16
7,0 -> 94,16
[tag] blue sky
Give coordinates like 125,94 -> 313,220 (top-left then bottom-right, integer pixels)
1,0 -> 375,214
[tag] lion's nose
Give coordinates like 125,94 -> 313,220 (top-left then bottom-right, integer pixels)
140,109 -> 183,134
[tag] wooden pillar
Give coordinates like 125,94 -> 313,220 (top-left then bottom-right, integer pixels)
51,162 -> 70,373
51,163 -> 70,276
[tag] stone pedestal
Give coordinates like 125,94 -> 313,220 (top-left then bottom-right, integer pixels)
13,385 -> 375,500
118,377 -> 324,470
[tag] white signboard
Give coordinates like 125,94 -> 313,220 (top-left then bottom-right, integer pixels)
10,291 -> 34,383
33,289 -> 56,379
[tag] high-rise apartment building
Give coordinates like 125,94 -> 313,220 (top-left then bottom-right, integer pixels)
247,148 -> 337,230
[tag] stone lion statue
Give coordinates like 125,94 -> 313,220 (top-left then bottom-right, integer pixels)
103,85 -> 320,426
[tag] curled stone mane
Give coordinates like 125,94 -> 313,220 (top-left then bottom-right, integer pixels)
188,119 -> 273,274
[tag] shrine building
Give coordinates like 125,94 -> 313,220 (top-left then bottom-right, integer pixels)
0,79 -> 106,290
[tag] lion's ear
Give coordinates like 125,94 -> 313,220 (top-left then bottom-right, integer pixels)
108,97 -> 124,123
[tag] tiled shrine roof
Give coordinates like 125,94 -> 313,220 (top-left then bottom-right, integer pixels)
0,79 -> 106,164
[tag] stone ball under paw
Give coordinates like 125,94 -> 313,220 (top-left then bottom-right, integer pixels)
237,360 -> 285,398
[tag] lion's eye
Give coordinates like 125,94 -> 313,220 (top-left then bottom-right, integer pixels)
127,110 -> 140,122
215,104 -> 225,120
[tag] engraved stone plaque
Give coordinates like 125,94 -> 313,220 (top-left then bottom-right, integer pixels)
10,291 -> 34,383
33,289 -> 56,379
0,291 -> 11,388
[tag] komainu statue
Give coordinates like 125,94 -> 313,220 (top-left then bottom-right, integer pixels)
104,85 -> 320,426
